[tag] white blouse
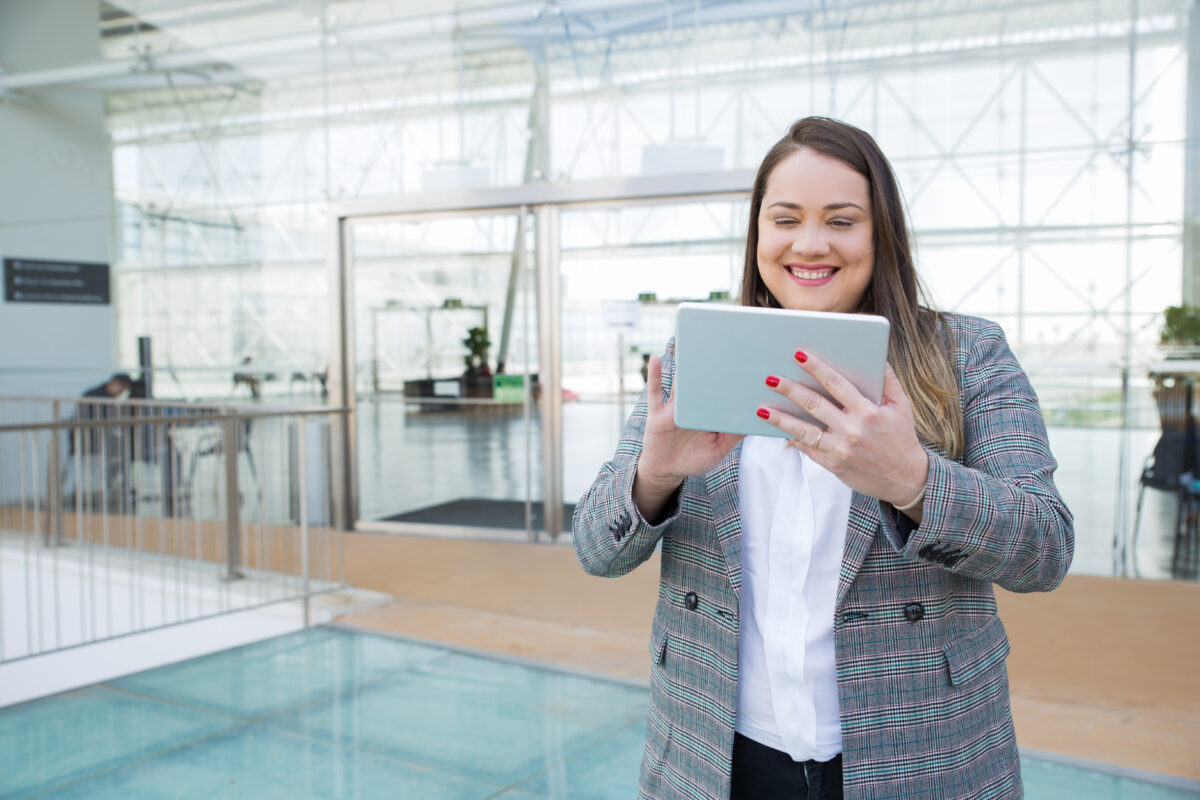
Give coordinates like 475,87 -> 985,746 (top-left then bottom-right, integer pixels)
734,434 -> 850,762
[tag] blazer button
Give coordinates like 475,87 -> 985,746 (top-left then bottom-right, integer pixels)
684,592 -> 699,611
904,602 -> 925,622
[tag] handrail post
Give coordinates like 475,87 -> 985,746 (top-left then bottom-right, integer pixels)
298,414 -> 310,627
44,400 -> 63,547
536,204 -> 564,541
223,416 -> 243,580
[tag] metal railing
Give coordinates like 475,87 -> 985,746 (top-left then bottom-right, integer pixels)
0,396 -> 347,664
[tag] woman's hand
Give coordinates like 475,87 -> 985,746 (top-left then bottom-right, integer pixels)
758,350 -> 929,519
634,354 -> 744,520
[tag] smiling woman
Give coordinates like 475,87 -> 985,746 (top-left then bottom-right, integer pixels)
572,116 -> 1075,800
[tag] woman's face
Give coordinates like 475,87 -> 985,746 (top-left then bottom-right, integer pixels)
756,147 -> 874,314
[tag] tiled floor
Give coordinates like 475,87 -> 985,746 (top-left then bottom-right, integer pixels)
2,627 -> 648,800
4,626 -> 1198,799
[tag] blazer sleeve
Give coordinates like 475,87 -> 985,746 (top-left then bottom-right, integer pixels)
879,318 -> 1075,593
572,339 -> 685,578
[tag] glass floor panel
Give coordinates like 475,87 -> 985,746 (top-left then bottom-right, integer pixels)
1,627 -> 1195,799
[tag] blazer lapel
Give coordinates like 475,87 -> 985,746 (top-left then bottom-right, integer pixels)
706,442 -> 744,603
837,491 -> 880,607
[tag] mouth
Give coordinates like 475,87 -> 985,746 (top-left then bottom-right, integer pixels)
786,265 -> 840,284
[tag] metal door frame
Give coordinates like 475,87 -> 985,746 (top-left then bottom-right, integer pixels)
327,169 -> 753,539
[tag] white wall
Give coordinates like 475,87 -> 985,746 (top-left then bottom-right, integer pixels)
0,0 -> 114,399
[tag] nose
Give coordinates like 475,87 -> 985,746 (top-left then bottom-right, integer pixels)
790,222 -> 829,258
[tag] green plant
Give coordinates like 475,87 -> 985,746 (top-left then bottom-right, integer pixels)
1160,304 -> 1200,346
462,326 -> 490,377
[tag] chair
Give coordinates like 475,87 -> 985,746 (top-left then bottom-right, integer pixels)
1175,473 -> 1200,578
1132,376 -> 1195,567
168,422 -> 260,520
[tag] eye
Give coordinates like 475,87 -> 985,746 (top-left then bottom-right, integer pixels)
772,218 -> 797,227
829,218 -> 855,229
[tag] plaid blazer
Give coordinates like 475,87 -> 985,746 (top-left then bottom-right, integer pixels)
573,313 -> 1074,800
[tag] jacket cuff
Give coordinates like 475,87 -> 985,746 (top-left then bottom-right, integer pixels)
888,450 -> 972,570
604,459 -> 682,546
880,449 -> 933,551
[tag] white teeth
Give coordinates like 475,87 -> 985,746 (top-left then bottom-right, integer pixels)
789,267 -> 834,280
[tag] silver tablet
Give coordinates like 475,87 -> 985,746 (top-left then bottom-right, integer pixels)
672,303 -> 890,438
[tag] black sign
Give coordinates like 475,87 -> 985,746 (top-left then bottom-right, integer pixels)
4,258 -> 110,305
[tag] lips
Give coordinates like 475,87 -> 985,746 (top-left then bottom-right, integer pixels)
787,265 -> 839,281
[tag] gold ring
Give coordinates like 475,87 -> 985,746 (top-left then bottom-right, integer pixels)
814,430 -> 824,450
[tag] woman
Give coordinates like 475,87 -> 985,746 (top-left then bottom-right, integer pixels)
572,117 -> 1074,800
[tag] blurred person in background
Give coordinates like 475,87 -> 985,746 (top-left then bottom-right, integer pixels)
64,373 -> 134,512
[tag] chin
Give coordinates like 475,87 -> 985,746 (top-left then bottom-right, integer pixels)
775,293 -> 833,314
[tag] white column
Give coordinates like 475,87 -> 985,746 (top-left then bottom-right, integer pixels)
1185,0 -> 1200,306
0,0 -> 114,399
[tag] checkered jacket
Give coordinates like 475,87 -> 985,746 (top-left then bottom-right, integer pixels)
572,313 -> 1074,800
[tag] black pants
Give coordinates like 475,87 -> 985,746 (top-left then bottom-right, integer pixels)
730,732 -> 843,800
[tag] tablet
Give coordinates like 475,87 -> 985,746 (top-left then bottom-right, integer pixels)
672,303 -> 890,438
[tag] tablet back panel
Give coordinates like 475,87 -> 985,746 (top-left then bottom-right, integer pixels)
673,303 -> 890,438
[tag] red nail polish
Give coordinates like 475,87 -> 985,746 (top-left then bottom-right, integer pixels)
795,350 -> 808,363
756,408 -> 770,420
765,375 -> 780,388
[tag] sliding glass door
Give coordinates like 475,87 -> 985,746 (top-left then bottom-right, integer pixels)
346,209 -> 544,537
329,172 -> 753,540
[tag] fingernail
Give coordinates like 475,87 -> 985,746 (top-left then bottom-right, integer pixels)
756,408 -> 770,420
765,375 -> 780,388
794,350 -> 808,363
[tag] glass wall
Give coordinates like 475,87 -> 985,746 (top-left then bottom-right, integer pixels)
19,0 -> 1187,573
347,210 -> 542,533
559,198 -> 748,504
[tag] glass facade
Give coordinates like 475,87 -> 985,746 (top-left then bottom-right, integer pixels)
18,0 -> 1194,573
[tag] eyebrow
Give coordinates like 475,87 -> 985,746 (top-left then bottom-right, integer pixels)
766,201 -> 866,212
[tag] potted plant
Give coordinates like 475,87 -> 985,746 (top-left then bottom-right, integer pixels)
1150,304 -> 1200,444
461,325 -> 493,398
1160,304 -> 1200,357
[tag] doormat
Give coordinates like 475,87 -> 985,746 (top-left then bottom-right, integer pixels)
382,498 -> 577,530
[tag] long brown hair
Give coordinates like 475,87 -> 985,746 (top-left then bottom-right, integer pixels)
740,116 -> 963,458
